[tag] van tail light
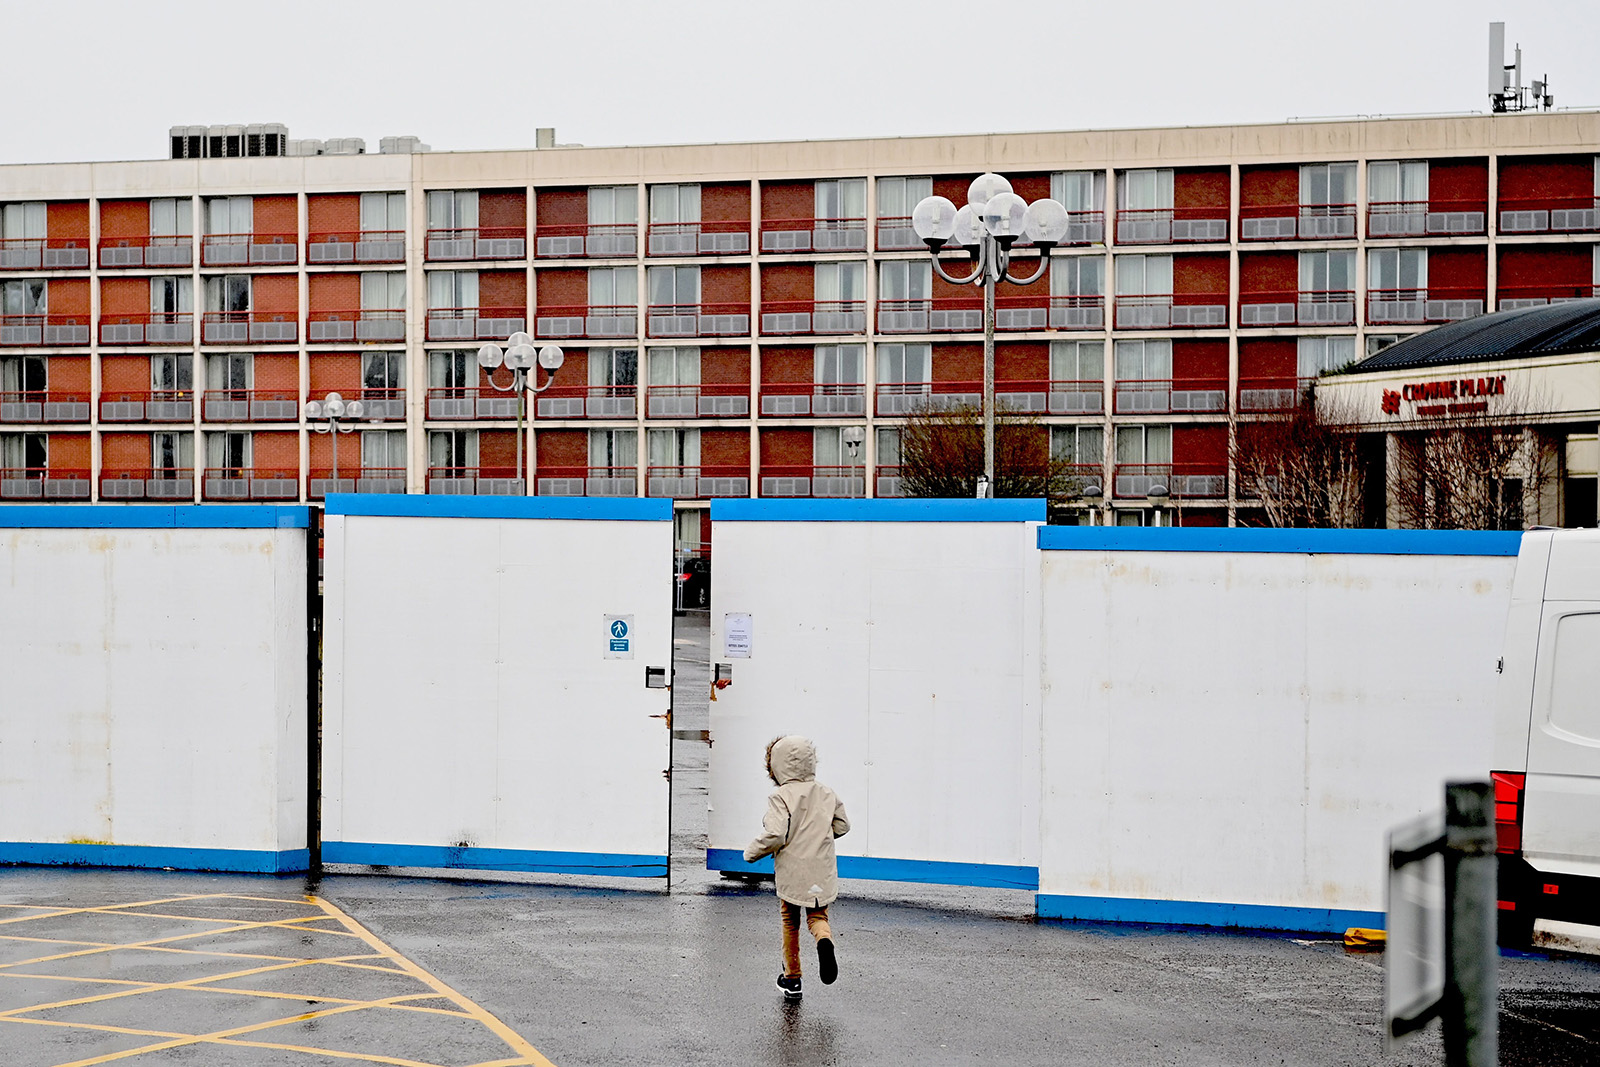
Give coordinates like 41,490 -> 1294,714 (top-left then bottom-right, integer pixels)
1492,771 -> 1525,856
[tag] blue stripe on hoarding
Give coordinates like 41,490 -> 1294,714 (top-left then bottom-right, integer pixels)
1037,526 -> 1522,557
711,498 -> 1046,523
0,505 -> 309,529
1035,893 -> 1385,933
0,843 -> 310,873
322,841 -> 668,877
706,848 -> 1039,890
324,494 -> 672,521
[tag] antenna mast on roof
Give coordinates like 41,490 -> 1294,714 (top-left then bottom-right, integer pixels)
1488,22 -> 1554,113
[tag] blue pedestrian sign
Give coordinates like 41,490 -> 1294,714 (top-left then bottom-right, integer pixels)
604,614 -> 634,659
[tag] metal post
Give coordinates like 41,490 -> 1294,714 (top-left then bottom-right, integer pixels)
982,245 -> 996,495
330,422 -> 339,484
516,371 -> 525,492
1442,781 -> 1498,1067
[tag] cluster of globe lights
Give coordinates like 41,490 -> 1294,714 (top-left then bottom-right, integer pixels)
911,173 -> 1071,254
478,332 -> 564,376
305,393 -> 363,421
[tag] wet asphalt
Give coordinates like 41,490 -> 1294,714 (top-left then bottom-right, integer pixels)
1,609 -> 1598,1065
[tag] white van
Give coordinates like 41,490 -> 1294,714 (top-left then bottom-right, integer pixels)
1494,529 -> 1600,945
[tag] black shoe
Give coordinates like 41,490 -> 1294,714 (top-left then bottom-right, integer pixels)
777,975 -> 802,1000
817,938 -> 838,985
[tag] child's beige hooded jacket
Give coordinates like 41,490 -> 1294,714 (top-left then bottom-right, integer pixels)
743,735 -> 851,907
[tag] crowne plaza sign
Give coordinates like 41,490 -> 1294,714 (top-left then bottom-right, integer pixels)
1380,375 -> 1506,417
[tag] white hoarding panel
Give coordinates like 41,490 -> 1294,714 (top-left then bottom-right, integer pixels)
707,499 -> 1044,889
1036,527 -> 1520,931
321,496 -> 674,877
0,505 -> 310,872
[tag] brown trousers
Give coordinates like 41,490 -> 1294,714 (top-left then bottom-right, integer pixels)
780,899 -> 832,978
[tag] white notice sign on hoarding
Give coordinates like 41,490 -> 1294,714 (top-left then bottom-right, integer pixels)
724,613 -> 753,658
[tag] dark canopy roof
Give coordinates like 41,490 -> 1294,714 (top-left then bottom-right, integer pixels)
1355,299 -> 1600,373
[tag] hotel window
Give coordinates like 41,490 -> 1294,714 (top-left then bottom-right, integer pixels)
647,185 -> 695,226
361,429 -> 406,471
1367,248 -> 1427,292
1299,250 -> 1355,294
815,179 -> 866,221
815,344 -> 864,386
648,265 -> 699,308
150,198 -> 193,237
592,186 -> 640,227
876,343 -> 930,385
1051,425 -> 1103,467
151,354 -> 191,393
648,428 -> 699,468
429,430 -> 477,470
204,196 -> 252,236
204,275 -> 250,313
815,262 -> 865,303
427,271 -> 478,310
589,266 -> 637,308
206,431 -> 251,476
360,192 -> 405,233
3,279 -> 46,315
1300,163 -> 1355,207
878,261 -> 930,302
363,351 -> 404,392
1115,424 -> 1171,465
648,346 -> 699,388
1297,337 -> 1357,379
1050,340 -> 1104,384
1114,339 -> 1172,382
1116,255 -> 1172,295
2,432 -> 46,472
877,177 -> 932,220
361,272 -> 406,311
1368,161 -> 1428,205
877,427 -> 901,466
152,431 -> 193,473
1118,169 -> 1174,211
1,354 -> 45,394
0,202 -> 45,242
426,190 -> 478,231
1052,171 -> 1105,213
429,350 -> 473,392
151,276 -> 192,317
814,426 -> 865,466
589,429 -> 637,469
591,347 -> 639,388
1052,256 -> 1104,298
207,352 -> 252,393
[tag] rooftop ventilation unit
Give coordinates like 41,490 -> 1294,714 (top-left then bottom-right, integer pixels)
324,137 -> 367,155
169,123 -> 288,159
379,135 -> 431,154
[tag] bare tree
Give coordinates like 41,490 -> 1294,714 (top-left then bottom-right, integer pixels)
1231,392 -> 1368,528
1383,382 -> 1556,530
898,401 -> 1086,500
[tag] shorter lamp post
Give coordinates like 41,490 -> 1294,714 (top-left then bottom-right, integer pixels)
912,174 -> 1072,496
1147,484 -> 1171,527
477,332 -> 565,492
305,392 -> 365,489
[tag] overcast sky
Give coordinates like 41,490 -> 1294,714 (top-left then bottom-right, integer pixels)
6,0 -> 1599,165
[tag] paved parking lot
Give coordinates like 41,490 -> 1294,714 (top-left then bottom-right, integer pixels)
2,609 -> 1598,1066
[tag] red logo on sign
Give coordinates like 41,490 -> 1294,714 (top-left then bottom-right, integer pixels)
1381,389 -> 1401,415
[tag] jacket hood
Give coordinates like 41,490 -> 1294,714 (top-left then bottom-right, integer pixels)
767,735 -> 817,785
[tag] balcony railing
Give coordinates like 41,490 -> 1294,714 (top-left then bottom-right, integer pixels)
875,464 -> 904,497
425,227 -> 527,261
309,466 -> 407,498
876,210 -> 1105,250
1497,282 -> 1600,311
1112,463 -> 1227,499
759,217 -> 868,254
873,381 -> 980,417
306,230 -> 406,264
759,464 -> 866,498
1238,203 -> 1357,241
1498,196 -> 1600,235
1113,378 -> 1228,415
1237,377 -> 1314,413
534,304 -> 636,340
425,306 -> 528,342
531,384 -> 637,420
1367,200 -> 1487,238
202,311 -> 297,345
1115,207 -> 1228,244
875,296 -> 1054,334
758,381 -> 865,417
99,312 -> 194,346
758,300 -> 866,336
427,465 -> 525,496
0,314 -> 91,347
0,237 -> 89,270
647,220 -> 750,256
1,391 -> 91,423
99,390 -> 195,422
998,379 -> 1105,416
100,468 -> 195,501
424,386 -> 525,421
98,235 -> 194,269
201,233 -> 299,267
350,387 -> 406,420
202,389 -> 299,422
646,303 -> 750,338
307,308 -> 406,343
1367,287 -> 1485,325
203,468 -> 299,501
1114,293 -> 1228,329
645,465 -> 751,499
1049,294 -> 1106,331
534,223 -> 637,259
0,468 -> 90,500
1237,289 -> 1356,327
533,465 -> 637,498
646,383 -> 750,418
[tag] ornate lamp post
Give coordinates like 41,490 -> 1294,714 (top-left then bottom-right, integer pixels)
477,332 -> 565,492
305,392 -> 365,487
912,175 -> 1071,497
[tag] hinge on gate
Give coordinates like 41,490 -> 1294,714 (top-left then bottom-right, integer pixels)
662,768 -> 672,781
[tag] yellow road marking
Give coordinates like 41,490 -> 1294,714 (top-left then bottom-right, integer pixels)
0,893 -> 552,1067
